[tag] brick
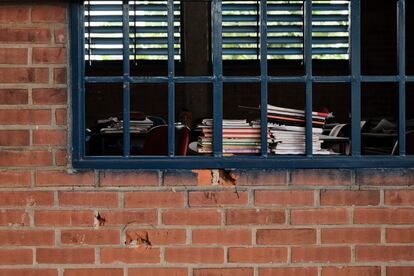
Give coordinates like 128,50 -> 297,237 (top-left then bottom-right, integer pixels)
0,150 -> 51,167
0,210 -> 29,226
356,169 -> 408,186
0,249 -> 32,265
386,228 -> 414,243
0,191 -> 53,207
0,171 -> 31,187
54,68 -> 67,84
189,191 -> 248,207
0,48 -> 27,64
228,247 -> 287,263
321,228 -> 381,244
55,149 -> 68,166
54,28 -> 67,44
0,230 -> 54,246
354,208 -> 414,224
321,190 -> 380,206
0,270 -> 57,276
126,229 -> 186,245
129,268 -> 188,276
356,246 -> 414,261
33,88 -> 67,105
35,211 -> 93,227
100,248 -> 160,264
59,192 -> 118,208
33,130 -> 66,146
228,170 -> 287,186
194,268 -> 253,276
255,190 -> 314,206
55,108 -> 67,125
125,192 -> 184,208
0,28 -> 51,43
226,209 -> 285,225
61,229 -> 120,245
100,171 -> 159,186
0,130 -> 29,146
292,246 -> 351,263
387,267 -> 414,276
165,248 -> 224,264
98,210 -> 157,226
0,7 -> 29,23
0,109 -> 51,125
33,47 -> 66,64
385,190 -> 414,205
35,170 -> 94,186
291,208 -> 349,225
164,170 -> 198,186
192,229 -> 251,245
259,268 -> 318,276
257,229 -> 316,245
0,89 -> 28,105
37,248 -> 94,264
32,6 -> 66,23
321,267 -> 380,276
0,68 -> 48,83
163,209 -> 221,225
291,169 -> 351,186
64,269 -> 123,276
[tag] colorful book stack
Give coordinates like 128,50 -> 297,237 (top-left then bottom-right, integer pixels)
197,119 -> 262,154
267,104 -> 331,155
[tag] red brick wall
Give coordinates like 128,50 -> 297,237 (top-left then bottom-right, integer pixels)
1,3 -> 414,276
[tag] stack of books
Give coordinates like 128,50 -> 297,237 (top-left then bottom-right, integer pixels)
100,117 -> 153,134
197,119 -> 262,154
267,104 -> 331,154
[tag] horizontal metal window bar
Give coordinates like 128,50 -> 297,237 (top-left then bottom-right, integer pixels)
360,76 -> 399,82
75,156 -> 414,170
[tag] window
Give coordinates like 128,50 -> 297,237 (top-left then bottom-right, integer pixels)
70,0 -> 414,169
84,0 -> 181,61
222,0 -> 349,60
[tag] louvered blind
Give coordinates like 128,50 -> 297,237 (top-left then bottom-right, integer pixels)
222,0 -> 349,60
84,0 -> 181,61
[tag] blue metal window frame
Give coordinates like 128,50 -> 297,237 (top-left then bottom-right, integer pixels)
70,0 -> 414,170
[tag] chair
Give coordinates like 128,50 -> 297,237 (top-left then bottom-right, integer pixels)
141,125 -> 191,156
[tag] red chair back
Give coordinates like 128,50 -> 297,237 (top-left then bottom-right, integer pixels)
141,125 -> 190,156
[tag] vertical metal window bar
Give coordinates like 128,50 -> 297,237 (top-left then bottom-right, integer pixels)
398,0 -> 406,155
80,3 -> 87,158
350,0 -> 361,156
133,1 -> 137,66
260,0 -> 268,157
122,0 -> 131,157
304,0 -> 313,156
212,0 -> 223,157
168,0 -> 176,156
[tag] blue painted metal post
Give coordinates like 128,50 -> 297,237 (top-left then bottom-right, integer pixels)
260,0 -> 268,156
398,0 -> 406,156
69,2 -> 83,160
167,0 -> 176,156
212,0 -> 223,157
122,0 -> 131,157
350,0 -> 361,156
304,0 -> 313,156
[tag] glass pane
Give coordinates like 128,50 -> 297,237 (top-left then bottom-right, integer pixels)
406,83 -> 414,155
85,83 -> 123,156
313,83 -> 351,155
129,84 -> 168,156
268,83 -> 312,155
361,0 -> 398,75
176,83 -> 213,155
222,83 -> 261,155
85,0 -> 124,76
176,0 -> 213,76
361,83 -> 398,155
222,0 -> 260,76
406,0 -> 414,75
